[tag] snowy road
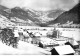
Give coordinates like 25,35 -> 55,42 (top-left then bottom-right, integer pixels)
0,41 -> 51,55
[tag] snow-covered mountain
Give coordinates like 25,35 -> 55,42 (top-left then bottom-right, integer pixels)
47,3 -> 80,25
0,6 -> 39,27
0,14 -> 16,28
0,5 -> 63,27
0,3 -> 80,27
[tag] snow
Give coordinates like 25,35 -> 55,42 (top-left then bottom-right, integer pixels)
58,28 -> 80,41
54,45 -> 75,55
0,41 -> 26,55
18,41 -> 51,55
0,41 -> 51,55
14,26 -> 80,41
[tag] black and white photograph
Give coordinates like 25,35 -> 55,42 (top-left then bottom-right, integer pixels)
0,0 -> 80,55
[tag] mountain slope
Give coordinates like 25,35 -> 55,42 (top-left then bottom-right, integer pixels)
0,7 -> 40,22
0,4 -> 80,27
0,6 -> 64,26
47,3 -> 80,25
0,6 -> 39,26
0,5 -> 8,10
11,7 -> 40,22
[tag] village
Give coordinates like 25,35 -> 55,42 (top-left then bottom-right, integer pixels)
0,0 -> 80,55
0,25 -> 80,55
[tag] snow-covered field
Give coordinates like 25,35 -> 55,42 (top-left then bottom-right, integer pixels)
0,41 -> 51,55
27,27 -> 80,41
16,26 -> 80,41
57,28 -> 80,41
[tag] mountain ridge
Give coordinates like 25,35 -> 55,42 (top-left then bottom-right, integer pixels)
0,4 -> 80,27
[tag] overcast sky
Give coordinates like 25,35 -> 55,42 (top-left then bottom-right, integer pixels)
0,0 -> 79,11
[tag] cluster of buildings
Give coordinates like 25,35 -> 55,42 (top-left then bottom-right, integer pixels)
0,17 -> 79,55
10,26 -> 80,55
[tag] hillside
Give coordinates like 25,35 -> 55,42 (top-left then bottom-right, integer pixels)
47,3 -> 80,25
0,6 -> 39,26
0,3 -> 80,27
